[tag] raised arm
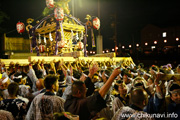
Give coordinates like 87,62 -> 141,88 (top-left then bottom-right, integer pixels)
99,67 -> 122,98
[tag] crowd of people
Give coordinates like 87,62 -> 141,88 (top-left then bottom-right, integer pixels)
0,58 -> 180,120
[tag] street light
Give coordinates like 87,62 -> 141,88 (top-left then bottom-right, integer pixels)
122,46 -> 125,49
164,40 -> 167,43
176,38 -> 179,41
129,45 -> 132,48
145,42 -> 148,46
136,44 -> 139,47
154,41 -> 157,44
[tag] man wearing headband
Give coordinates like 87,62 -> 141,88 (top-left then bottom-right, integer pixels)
64,67 -> 122,120
112,80 -> 129,114
168,83 -> 180,120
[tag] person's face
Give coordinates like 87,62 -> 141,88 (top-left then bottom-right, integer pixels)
118,83 -> 127,96
123,75 -> 128,84
147,79 -> 153,86
171,90 -> 180,104
143,74 -> 149,80
92,76 -> 99,83
177,67 -> 180,73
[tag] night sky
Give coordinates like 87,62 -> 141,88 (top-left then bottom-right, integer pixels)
1,0 -> 180,50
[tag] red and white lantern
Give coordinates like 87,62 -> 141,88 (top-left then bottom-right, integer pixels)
54,7 -> 64,21
39,45 -> 45,53
77,42 -> 84,50
58,40 -> 65,48
16,22 -> 25,34
46,0 -> 54,8
93,17 -> 100,30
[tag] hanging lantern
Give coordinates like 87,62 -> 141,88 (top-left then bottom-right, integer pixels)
93,17 -> 100,30
77,42 -> 84,50
46,0 -> 54,8
57,40 -> 65,48
54,7 -> 64,21
16,21 -> 25,34
39,44 -> 45,53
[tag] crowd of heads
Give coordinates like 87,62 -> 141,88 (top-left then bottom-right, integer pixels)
0,59 -> 180,119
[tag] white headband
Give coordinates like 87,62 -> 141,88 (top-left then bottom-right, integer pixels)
82,73 -> 88,77
2,77 -> 9,84
13,75 -> 22,79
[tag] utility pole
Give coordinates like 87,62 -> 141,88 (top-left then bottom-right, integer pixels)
112,13 -> 117,55
96,0 -> 103,54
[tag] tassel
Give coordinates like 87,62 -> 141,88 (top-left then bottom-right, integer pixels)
80,31 -> 84,41
38,34 -> 41,44
91,28 -> 95,47
75,31 -> 79,42
49,32 -> 53,41
60,21 -> 64,41
84,26 -> 88,57
71,29 -> 74,40
55,21 -> 61,55
44,35 -> 47,45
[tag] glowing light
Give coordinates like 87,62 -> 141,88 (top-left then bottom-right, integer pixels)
176,38 -> 179,41
86,51 -> 88,53
151,46 -> 156,49
162,32 -> 166,37
122,46 -> 125,49
90,51 -> 92,54
129,45 -> 132,48
112,48 -> 114,51
154,41 -> 157,44
136,44 -> 139,47
103,51 -> 105,53
116,47 -> 118,50
164,40 -> 167,43
93,51 -> 95,54
145,42 -> 148,46
106,50 -> 109,53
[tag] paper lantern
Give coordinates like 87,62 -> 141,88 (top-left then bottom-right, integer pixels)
39,45 -> 45,53
77,42 -> 84,50
93,17 -> 100,30
54,7 -> 64,21
46,0 -> 54,8
16,22 -> 25,34
58,40 -> 65,48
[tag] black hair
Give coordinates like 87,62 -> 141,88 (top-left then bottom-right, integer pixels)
73,70 -> 82,79
114,80 -> 123,91
8,82 -> 19,96
44,75 -> 58,90
72,81 -> 85,95
130,88 -> 147,105
35,70 -> 43,79
169,83 -> 180,92
13,73 -> 22,83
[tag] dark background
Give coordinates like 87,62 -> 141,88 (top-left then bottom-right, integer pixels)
0,0 -> 180,66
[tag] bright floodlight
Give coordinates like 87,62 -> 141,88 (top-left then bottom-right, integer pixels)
162,32 -> 166,37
